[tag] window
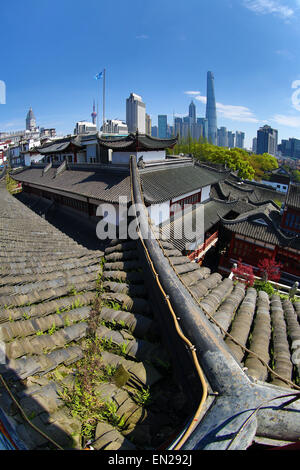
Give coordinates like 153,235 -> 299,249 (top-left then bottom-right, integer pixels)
170,191 -> 202,216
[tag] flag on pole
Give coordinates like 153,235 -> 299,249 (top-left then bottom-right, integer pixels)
94,71 -> 103,80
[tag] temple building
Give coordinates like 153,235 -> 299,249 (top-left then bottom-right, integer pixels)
218,183 -> 300,283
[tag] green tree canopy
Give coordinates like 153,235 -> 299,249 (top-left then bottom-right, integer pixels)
169,138 -> 278,180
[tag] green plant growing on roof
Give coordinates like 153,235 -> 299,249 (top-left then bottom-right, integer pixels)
48,322 -> 58,335
104,364 -> 117,378
132,386 -> 152,408
119,340 -> 129,357
36,330 -> 45,336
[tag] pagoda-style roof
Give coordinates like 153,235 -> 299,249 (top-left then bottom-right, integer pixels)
38,137 -> 84,155
220,202 -> 300,250
285,184 -> 300,210
98,132 -> 177,152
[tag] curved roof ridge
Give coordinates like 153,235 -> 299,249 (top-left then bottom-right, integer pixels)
221,207 -> 300,245
224,179 -> 254,193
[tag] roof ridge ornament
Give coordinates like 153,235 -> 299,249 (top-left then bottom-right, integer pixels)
54,159 -> 67,178
42,161 -> 52,176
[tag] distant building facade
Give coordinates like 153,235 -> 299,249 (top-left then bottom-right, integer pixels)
235,131 -> 245,149
278,138 -> 300,159
74,121 -> 97,135
217,127 -> 228,147
257,125 -> 278,156
101,120 -> 128,135
228,131 -> 235,148
126,93 -> 146,134
158,115 -> 168,139
26,107 -> 36,131
145,114 -> 152,135
189,100 -> 196,124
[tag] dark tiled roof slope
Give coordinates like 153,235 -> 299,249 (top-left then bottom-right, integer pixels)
13,167 -> 132,203
140,163 -> 226,204
0,186 -> 189,450
286,184 -> 300,210
149,229 -> 300,391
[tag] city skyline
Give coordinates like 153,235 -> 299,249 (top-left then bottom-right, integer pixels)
1,1 -> 300,149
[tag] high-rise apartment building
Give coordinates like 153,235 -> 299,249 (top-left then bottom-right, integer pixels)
252,137 -> 257,153
126,93 -> 146,134
228,131 -> 235,148
206,71 -> 217,145
189,100 -> 196,124
257,125 -> 278,156
278,138 -> 300,159
158,115 -> 168,138
197,118 -> 208,141
235,131 -> 245,149
217,127 -> 228,147
174,117 -> 183,138
151,126 -> 158,137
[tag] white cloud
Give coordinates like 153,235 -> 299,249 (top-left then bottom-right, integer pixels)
136,34 -> 149,40
193,94 -> 259,123
184,91 -> 201,95
243,0 -> 294,19
273,113 -> 300,127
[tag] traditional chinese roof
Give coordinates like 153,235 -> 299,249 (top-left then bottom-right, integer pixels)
13,160 -> 229,206
0,184 -> 189,450
159,197 -> 256,252
13,166 -> 132,204
220,202 -> 300,250
38,137 -> 84,155
98,133 -> 177,151
139,162 -> 228,204
285,184 -> 300,210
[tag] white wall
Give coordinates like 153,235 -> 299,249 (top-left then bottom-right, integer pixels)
86,143 -> 97,162
112,150 -> 166,165
201,185 -> 211,202
261,180 -> 288,193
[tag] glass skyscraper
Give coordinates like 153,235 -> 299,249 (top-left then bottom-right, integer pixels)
206,71 -> 217,145
189,100 -> 196,124
158,115 -> 168,138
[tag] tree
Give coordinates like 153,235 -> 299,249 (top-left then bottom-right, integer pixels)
257,257 -> 282,282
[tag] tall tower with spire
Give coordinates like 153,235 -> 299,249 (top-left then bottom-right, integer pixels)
26,107 -> 36,131
206,71 -> 217,145
91,100 -> 97,125
189,100 -> 196,125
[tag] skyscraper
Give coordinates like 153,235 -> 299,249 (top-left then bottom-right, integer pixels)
235,131 -> 245,149
228,131 -> 235,148
217,127 -> 228,147
158,115 -> 168,138
174,117 -> 183,137
26,107 -> 36,131
189,100 -> 196,124
197,118 -> 208,141
257,125 -> 278,156
206,71 -> 217,145
126,93 -> 146,134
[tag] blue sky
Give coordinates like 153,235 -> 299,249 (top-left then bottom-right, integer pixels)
1,0 -> 300,148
